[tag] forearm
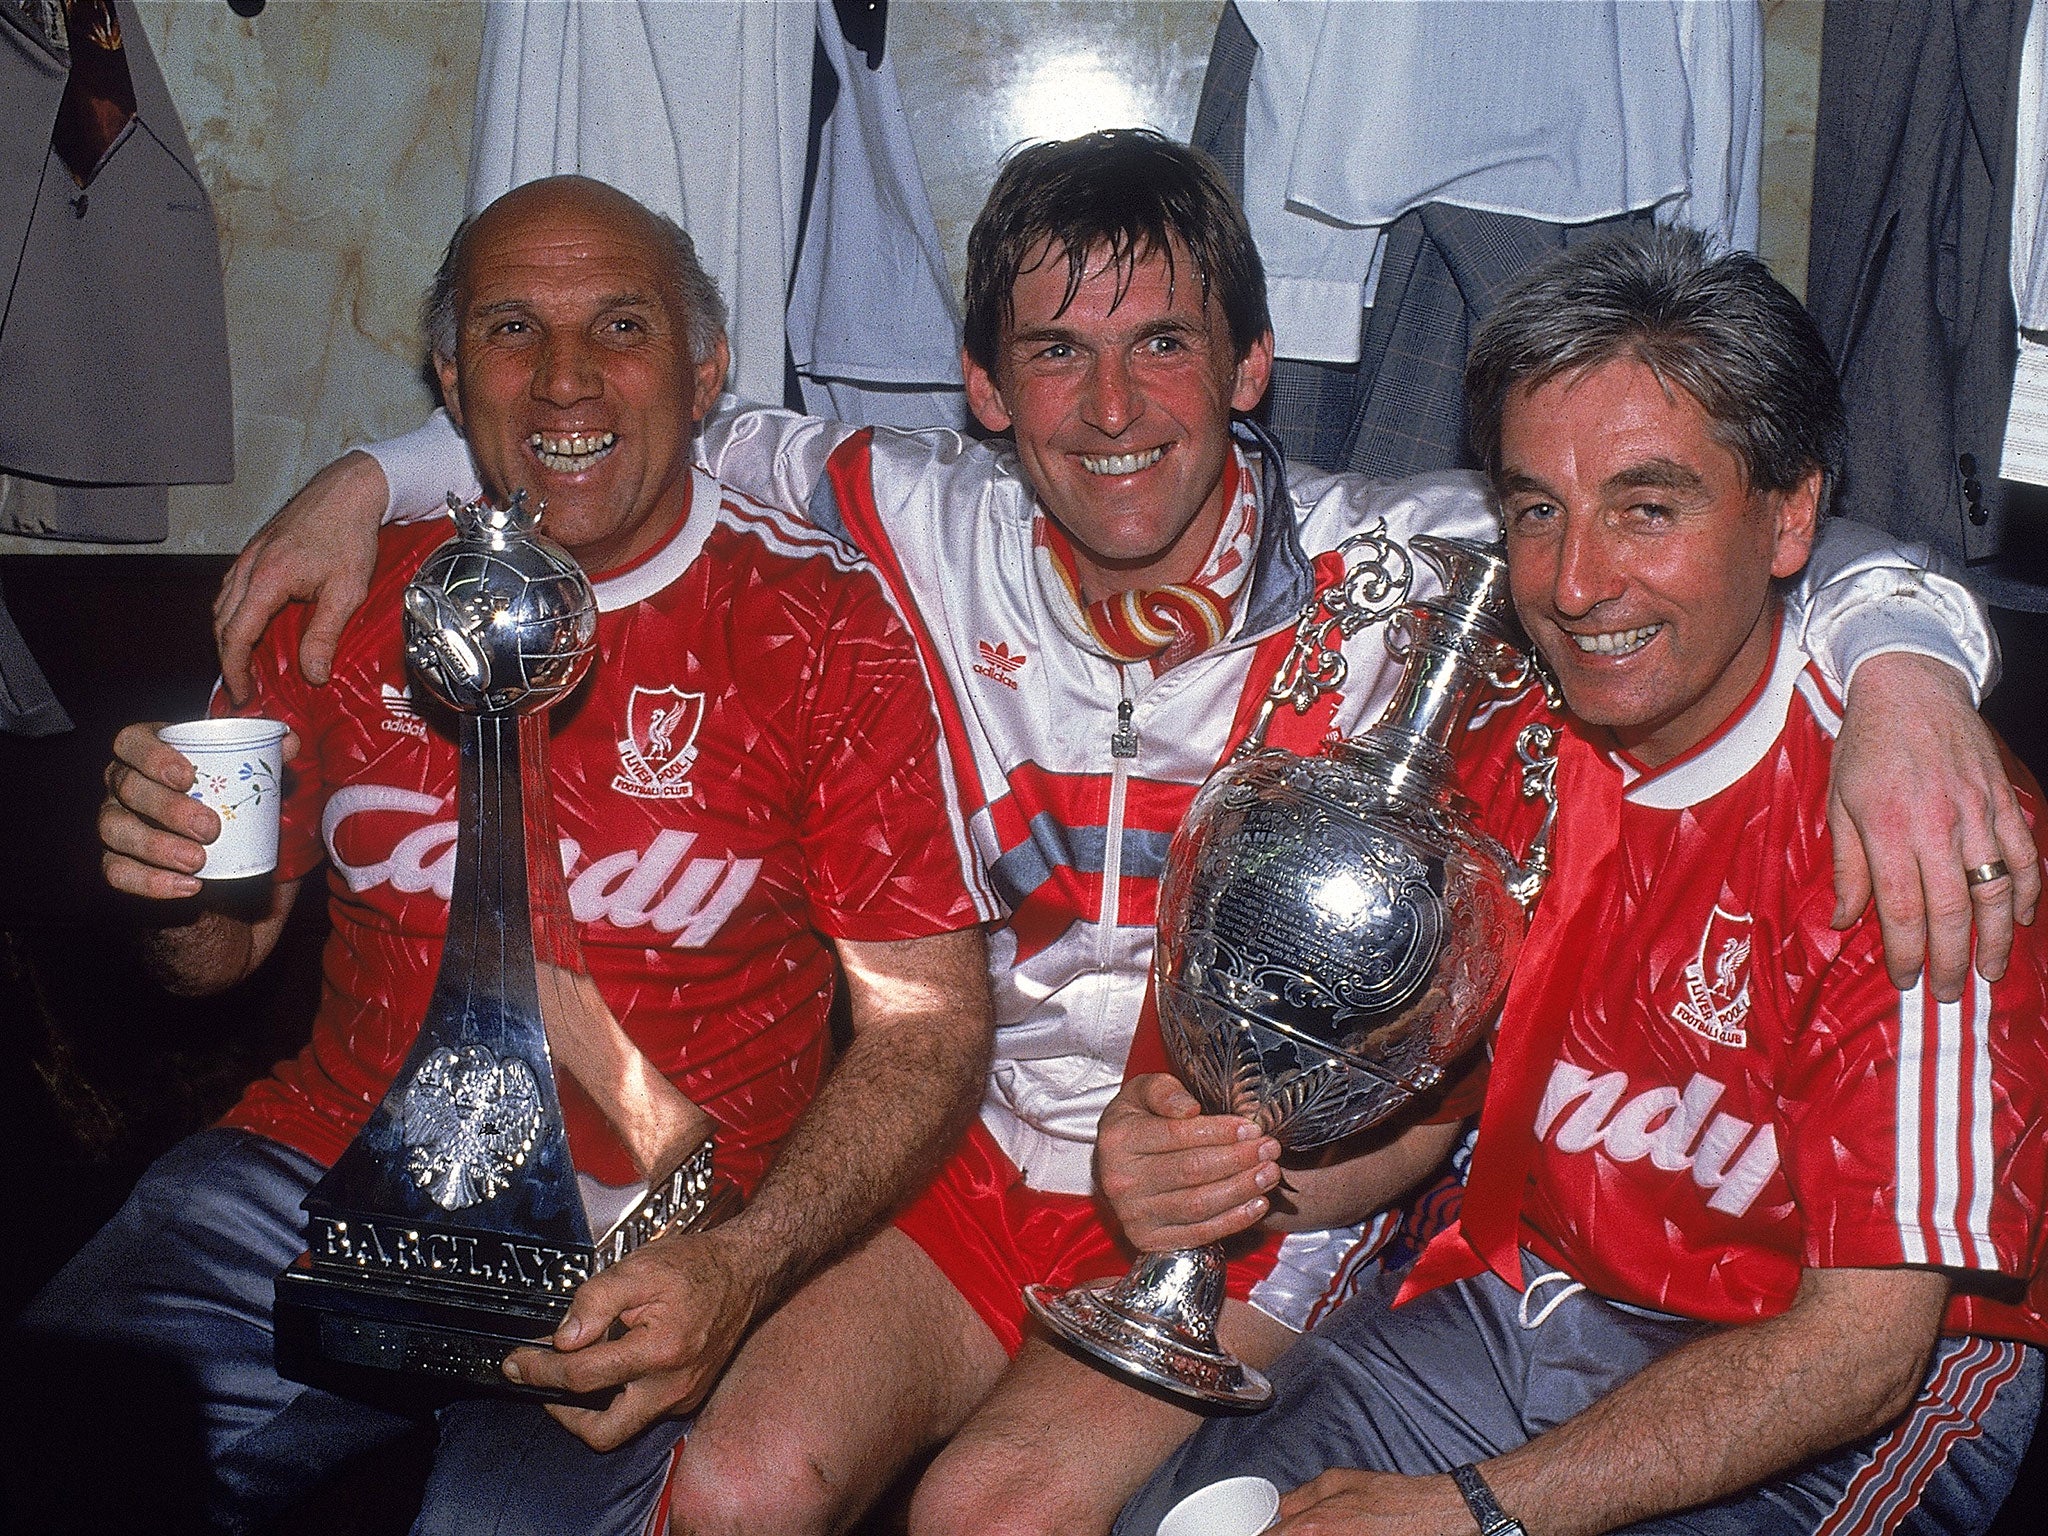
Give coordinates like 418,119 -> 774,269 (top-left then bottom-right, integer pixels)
362,410 -> 479,523
1265,1118 -> 1461,1233
140,880 -> 298,996
709,929 -> 993,1316
1479,1267 -> 1947,1536
695,394 -> 861,519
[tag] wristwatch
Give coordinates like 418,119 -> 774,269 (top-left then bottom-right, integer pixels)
1450,1464 -> 1528,1536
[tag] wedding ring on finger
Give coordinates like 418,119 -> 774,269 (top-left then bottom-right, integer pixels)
1966,860 -> 2012,890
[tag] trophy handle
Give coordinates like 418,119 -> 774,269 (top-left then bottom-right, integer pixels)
1504,721 -> 1561,912
1236,523 -> 1414,758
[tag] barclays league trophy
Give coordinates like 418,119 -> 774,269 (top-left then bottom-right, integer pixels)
275,491 -> 737,1404
1025,534 -> 1558,1408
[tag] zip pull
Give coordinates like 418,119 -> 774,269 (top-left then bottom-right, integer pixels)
1110,698 -> 1139,759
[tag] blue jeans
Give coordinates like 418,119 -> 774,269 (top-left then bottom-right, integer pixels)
10,1129 -> 685,1536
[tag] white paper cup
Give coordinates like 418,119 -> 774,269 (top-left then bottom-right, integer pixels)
1156,1475 -> 1281,1536
158,718 -> 289,879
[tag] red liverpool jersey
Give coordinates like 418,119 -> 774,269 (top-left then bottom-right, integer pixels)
218,471 -> 987,1193
1467,617 -> 2048,1343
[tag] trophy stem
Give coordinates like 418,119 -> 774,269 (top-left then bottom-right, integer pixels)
1023,1246 -> 1272,1409
461,713 -> 546,1031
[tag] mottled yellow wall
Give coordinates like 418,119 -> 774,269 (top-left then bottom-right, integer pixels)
0,0 -> 1826,556
1760,0 -> 1824,297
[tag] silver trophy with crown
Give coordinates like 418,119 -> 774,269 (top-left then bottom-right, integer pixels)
275,491 -> 737,1404
1025,534 -> 1557,1408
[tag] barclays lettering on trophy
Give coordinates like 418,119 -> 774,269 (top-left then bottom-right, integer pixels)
275,491 -> 737,1404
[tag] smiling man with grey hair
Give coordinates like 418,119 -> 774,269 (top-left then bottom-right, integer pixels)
1111,228 -> 2048,1536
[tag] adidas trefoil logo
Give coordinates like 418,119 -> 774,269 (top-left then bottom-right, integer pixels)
380,682 -> 428,739
973,639 -> 1026,690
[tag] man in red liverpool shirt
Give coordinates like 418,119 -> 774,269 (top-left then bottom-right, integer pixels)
14,177 -> 994,1536
1111,229 -> 2048,1536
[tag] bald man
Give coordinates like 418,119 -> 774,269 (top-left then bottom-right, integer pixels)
9,178 -> 994,1536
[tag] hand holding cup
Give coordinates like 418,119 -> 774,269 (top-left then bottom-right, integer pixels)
100,719 -> 293,897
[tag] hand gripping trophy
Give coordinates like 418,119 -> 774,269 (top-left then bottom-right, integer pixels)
1026,534 -> 1557,1408
275,491 -> 736,1404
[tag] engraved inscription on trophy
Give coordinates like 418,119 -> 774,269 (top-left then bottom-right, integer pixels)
1026,535 -> 1557,1409
274,491 -> 737,1403
307,1218 -> 590,1293
1201,811 -> 1445,1032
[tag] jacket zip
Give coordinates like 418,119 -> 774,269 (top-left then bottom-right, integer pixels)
1099,680 -> 1136,976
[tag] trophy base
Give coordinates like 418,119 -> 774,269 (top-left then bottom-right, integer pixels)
276,1139 -> 738,1408
1023,1279 -> 1273,1410
275,1252 -> 619,1409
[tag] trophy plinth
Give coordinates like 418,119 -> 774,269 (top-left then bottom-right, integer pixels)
275,492 -> 737,1404
1027,536 -> 1556,1409
1025,1247 -> 1270,1408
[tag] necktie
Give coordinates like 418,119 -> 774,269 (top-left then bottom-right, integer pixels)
52,0 -> 138,189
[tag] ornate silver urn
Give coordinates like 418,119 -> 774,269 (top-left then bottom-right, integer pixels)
1025,534 -> 1554,1408
276,492 -> 734,1405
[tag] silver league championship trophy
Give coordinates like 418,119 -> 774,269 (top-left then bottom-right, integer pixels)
275,491 -> 737,1404
1025,534 -> 1557,1408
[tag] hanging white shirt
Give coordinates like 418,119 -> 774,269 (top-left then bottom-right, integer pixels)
465,0 -> 812,406
1235,0 -> 1762,363
785,0 -> 967,430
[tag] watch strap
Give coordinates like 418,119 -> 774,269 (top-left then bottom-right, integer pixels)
1450,1464 -> 1527,1536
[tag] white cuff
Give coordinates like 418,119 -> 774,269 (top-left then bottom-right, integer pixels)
358,409 -> 479,524
1804,584 -> 1993,707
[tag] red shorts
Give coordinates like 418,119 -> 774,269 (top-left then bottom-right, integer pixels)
894,1118 -> 1331,1357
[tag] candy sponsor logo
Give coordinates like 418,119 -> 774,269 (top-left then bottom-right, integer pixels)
322,785 -> 758,948
1534,1061 -> 1780,1217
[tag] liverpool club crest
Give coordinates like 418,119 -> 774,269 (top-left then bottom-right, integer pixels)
1673,904 -> 1752,1047
613,685 -> 704,800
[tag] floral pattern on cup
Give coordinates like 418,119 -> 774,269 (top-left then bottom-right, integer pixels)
158,718 -> 289,879
191,756 -> 280,822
